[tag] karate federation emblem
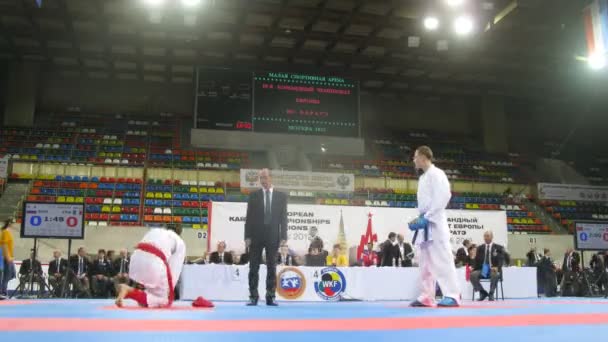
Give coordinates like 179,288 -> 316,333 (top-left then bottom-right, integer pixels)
314,267 -> 346,301
277,267 -> 306,300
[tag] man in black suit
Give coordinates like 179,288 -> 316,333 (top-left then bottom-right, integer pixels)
69,247 -> 91,298
244,168 -> 288,306
49,250 -> 68,297
209,241 -> 234,265
277,244 -> 296,266
560,248 -> 581,296
112,248 -> 130,288
538,248 -> 558,297
470,231 -> 506,301
380,232 -> 398,267
455,239 -> 471,267
396,234 -> 414,267
91,249 -> 112,298
562,248 -> 580,273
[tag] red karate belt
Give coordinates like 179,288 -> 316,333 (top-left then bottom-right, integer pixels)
136,242 -> 174,307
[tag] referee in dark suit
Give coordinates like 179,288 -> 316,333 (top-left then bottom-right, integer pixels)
245,169 -> 288,306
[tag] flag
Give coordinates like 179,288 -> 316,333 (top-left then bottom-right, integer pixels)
583,0 -> 608,57
356,213 -> 378,262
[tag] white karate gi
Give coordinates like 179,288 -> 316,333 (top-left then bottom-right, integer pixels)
129,228 -> 186,307
415,164 -> 460,304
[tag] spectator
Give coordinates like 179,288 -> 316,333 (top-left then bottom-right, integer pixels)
106,250 -> 116,262
112,249 -> 130,288
209,241 -> 234,265
48,250 -> 68,297
0,219 -> 15,298
455,239 -> 471,267
305,247 -> 325,266
326,244 -> 348,267
190,251 -> 209,264
91,249 -> 112,298
360,242 -> 379,267
69,247 -> 91,298
277,244 -> 296,266
470,231 -> 507,301
239,248 -> 250,265
466,244 -> 477,266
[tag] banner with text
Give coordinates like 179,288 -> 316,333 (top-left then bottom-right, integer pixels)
240,169 -> 354,192
538,183 -> 608,201
209,202 -> 507,264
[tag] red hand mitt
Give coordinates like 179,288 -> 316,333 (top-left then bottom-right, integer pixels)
192,296 -> 214,308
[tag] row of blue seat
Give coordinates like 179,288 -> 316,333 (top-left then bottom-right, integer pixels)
146,193 -> 225,201
450,197 -> 502,204
85,205 -> 137,213
96,183 -> 142,190
6,147 -> 73,153
507,211 -> 531,218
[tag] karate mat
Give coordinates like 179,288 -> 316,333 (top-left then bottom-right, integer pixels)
1,298 -> 608,342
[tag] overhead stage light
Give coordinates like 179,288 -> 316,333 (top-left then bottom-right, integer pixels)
181,0 -> 201,7
143,0 -> 165,6
454,16 -> 473,35
424,17 -> 439,30
588,53 -> 607,70
446,0 -> 465,7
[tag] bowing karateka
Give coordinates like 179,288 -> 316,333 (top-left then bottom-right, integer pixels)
115,224 -> 186,308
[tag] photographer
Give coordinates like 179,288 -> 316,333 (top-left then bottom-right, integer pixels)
18,250 -> 45,294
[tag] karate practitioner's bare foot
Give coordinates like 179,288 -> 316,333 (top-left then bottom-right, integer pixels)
115,284 -> 130,307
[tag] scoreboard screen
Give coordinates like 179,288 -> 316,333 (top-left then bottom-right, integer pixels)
194,68 -> 359,138
21,202 -> 85,239
574,221 -> 608,251
195,69 -> 253,131
253,72 -> 359,137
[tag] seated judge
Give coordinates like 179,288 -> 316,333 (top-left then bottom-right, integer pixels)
470,231 -> 506,301
69,247 -> 91,298
326,244 -> 348,267
112,249 -> 130,287
91,249 -> 113,298
209,241 -> 234,265
48,250 -> 68,296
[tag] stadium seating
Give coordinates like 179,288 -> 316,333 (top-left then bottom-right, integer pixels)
313,134 -> 526,183
26,175 -> 143,226
1,114 -> 251,170
142,179 -> 225,229
540,199 -> 608,233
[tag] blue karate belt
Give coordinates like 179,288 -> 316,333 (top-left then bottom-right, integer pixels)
409,216 -> 429,244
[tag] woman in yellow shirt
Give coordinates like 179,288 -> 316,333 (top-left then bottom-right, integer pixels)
1,219 -> 15,297
326,244 -> 348,267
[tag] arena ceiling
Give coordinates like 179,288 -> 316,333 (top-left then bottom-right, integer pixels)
0,0 -> 596,101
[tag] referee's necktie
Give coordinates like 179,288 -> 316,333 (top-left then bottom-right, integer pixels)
264,190 -> 271,225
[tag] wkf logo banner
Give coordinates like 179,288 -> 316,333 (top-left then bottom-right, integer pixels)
314,267 -> 347,301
